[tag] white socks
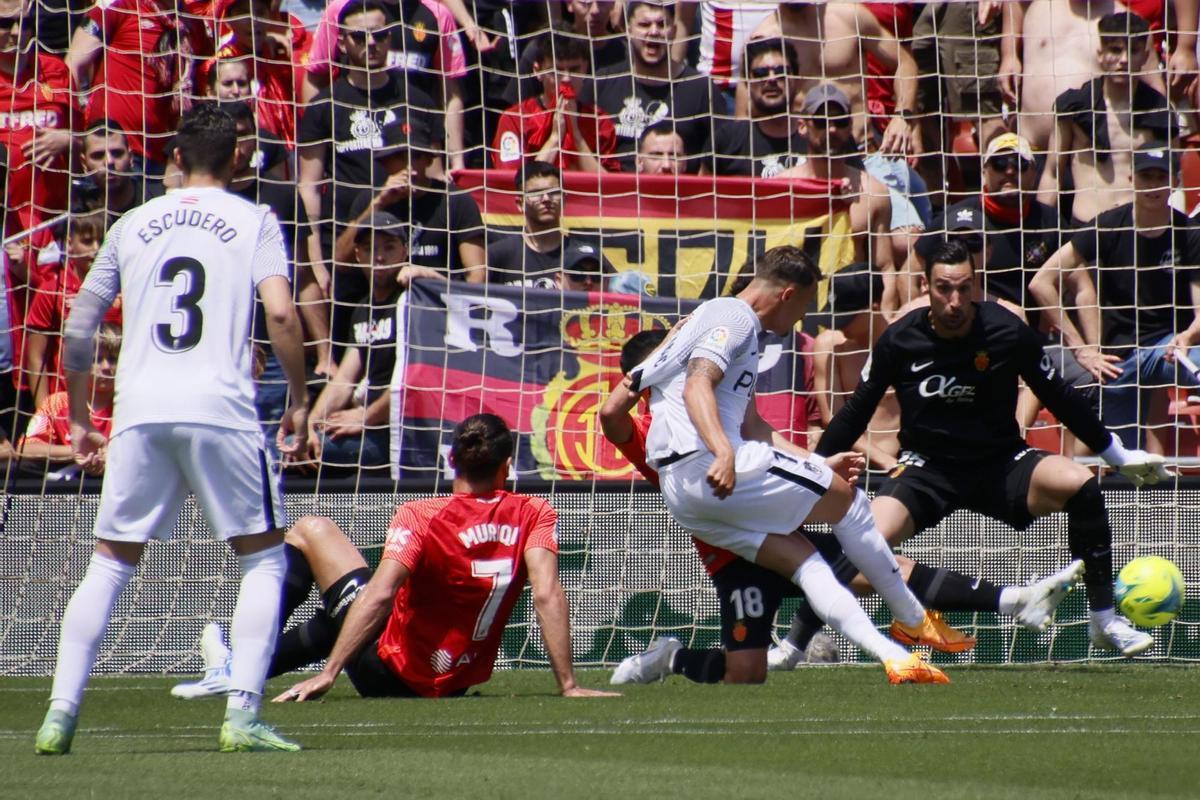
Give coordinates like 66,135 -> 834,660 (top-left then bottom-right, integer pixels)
226,544 -> 287,717
830,490 -> 925,627
792,554 -> 910,663
49,552 -> 136,715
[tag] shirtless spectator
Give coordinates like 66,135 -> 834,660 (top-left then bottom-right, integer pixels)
780,84 -> 894,274
811,264 -> 899,471
707,38 -> 806,177
636,122 -> 686,175
491,25 -> 618,173
579,1 -> 716,173
998,0 -> 1195,151
1038,12 -> 1179,227
0,0 -> 76,232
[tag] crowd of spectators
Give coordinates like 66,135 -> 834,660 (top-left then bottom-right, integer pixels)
2,0 -> 1200,477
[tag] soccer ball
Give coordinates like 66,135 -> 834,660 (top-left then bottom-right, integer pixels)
1114,556 -> 1186,628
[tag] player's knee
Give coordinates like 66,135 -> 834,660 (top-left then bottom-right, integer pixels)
723,652 -> 767,684
1064,475 -> 1104,516
286,515 -> 341,551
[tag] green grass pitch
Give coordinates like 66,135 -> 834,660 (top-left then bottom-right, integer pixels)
3,665 -> 1196,799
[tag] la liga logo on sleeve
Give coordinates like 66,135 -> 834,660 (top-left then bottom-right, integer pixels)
703,326 -> 730,351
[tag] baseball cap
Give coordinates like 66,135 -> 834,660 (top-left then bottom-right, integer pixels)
374,119 -> 433,160
561,240 -> 613,278
983,133 -> 1034,164
354,211 -> 408,242
1133,143 -> 1172,174
801,83 -> 851,116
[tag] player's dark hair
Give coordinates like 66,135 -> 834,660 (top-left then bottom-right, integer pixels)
537,24 -> 592,68
754,245 -> 821,288
219,99 -> 256,127
516,160 -> 561,193
175,103 -> 237,178
451,414 -> 515,481
744,37 -> 799,78
1098,11 -> 1150,41
627,1 -> 674,22
924,238 -> 974,277
621,329 -> 668,375
338,0 -> 392,26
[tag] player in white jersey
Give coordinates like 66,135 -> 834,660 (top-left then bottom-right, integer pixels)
35,105 -> 311,755
630,246 -> 968,683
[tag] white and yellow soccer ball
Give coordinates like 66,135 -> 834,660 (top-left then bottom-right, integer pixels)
1114,556 -> 1186,628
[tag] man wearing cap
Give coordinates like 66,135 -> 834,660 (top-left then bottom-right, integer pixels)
780,83 -> 895,274
487,161 -> 612,291
305,210 -> 441,470
1038,12 -> 1180,228
707,38 -> 807,178
1032,143 -> 1200,450
900,133 -> 1063,331
335,118 -> 485,286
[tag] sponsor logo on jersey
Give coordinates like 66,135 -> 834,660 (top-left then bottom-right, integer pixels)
0,109 -> 60,130
430,648 -> 454,674
918,374 -> 976,402
910,359 -> 934,373
974,350 -> 989,371
387,50 -> 431,71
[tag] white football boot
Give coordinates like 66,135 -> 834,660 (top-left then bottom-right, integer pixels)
1089,615 -> 1154,657
610,637 -> 682,684
171,623 -> 232,699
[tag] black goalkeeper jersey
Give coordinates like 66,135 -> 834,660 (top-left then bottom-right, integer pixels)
816,302 -> 1110,465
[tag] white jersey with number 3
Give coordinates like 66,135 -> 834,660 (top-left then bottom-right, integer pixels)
631,297 -> 762,462
82,186 -> 289,435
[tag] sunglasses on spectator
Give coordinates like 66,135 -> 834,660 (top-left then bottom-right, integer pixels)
0,15 -> 23,30
749,65 -> 789,80
345,29 -> 389,44
809,117 -> 853,130
986,155 -> 1032,173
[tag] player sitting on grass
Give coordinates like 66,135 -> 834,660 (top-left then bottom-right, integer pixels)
173,414 -> 617,701
788,238 -> 1171,662
602,329 -> 1083,685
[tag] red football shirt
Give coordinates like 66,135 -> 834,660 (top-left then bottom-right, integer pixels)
376,490 -> 559,698
18,390 -> 113,449
614,411 -> 738,577
492,95 -> 620,172
81,0 -> 207,163
0,52 -> 78,229
24,263 -> 123,397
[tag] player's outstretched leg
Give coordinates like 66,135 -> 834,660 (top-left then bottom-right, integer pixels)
220,537 -> 300,753
757,535 -> 949,684
809,486 -> 975,653
171,623 -> 232,699
36,546 -> 139,755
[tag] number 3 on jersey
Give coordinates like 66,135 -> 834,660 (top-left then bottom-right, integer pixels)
155,256 -> 206,352
472,558 -> 515,640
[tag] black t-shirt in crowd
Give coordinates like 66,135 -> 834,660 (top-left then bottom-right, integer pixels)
580,63 -> 715,172
347,179 -> 484,276
487,232 -> 562,287
710,118 -> 808,177
298,72 -> 435,226
384,0 -> 449,103
1070,204 -> 1200,353
916,196 -> 1063,333
349,286 -> 402,405
817,302 -> 1111,465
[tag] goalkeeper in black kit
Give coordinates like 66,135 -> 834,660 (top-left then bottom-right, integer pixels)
780,239 -> 1172,661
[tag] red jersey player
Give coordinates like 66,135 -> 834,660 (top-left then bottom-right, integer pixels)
205,413 -> 619,702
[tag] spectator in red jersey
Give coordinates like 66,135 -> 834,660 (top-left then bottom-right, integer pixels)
23,211 -> 121,409
0,0 -> 78,232
73,124 -> 142,228
65,0 -> 210,172
491,25 -> 618,173
18,321 -> 118,474
172,413 -> 620,701
194,0 -> 312,147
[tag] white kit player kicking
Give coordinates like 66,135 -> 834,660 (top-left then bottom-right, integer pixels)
35,104 -> 311,755
628,246 -> 966,684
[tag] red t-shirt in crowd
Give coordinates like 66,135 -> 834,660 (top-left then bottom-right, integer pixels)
614,410 -> 738,577
80,0 -> 209,163
492,94 -> 620,172
0,52 -> 78,230
376,490 -> 559,697
18,390 -> 113,449
24,263 -> 123,397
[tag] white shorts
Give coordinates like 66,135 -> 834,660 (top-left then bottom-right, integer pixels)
95,423 -> 285,543
659,440 -> 834,562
